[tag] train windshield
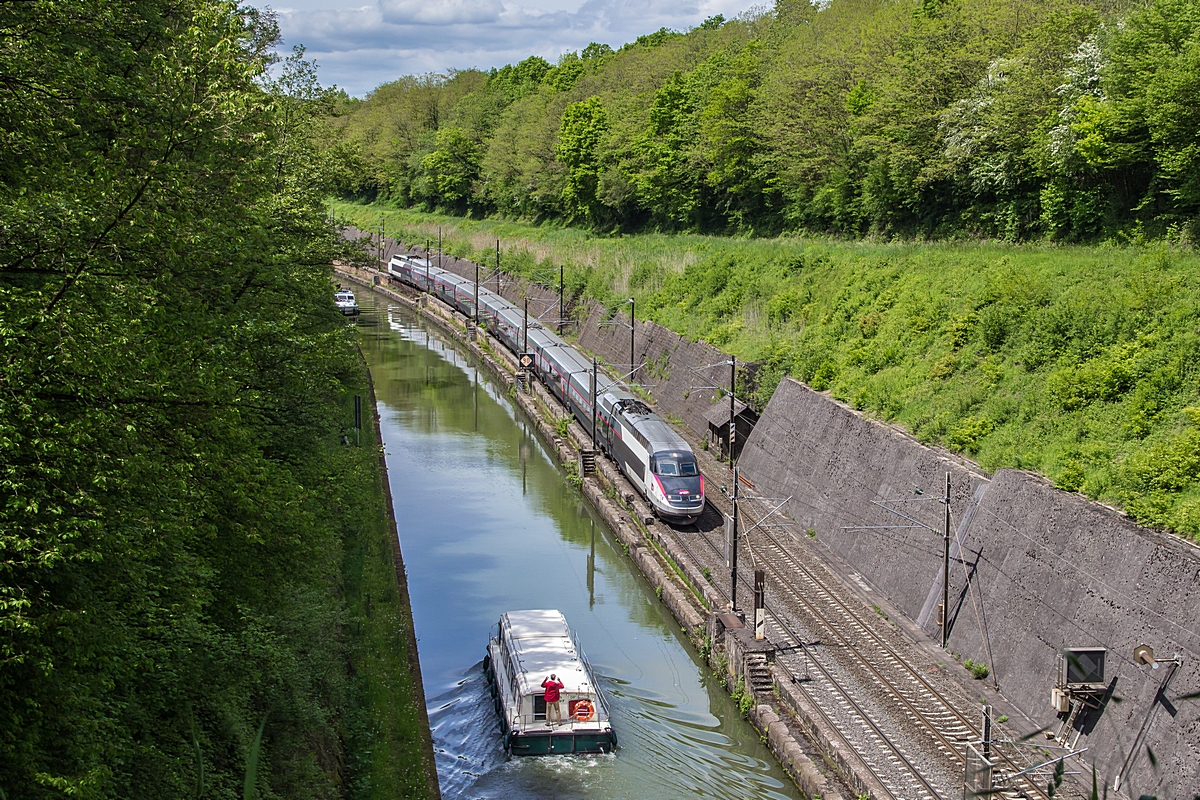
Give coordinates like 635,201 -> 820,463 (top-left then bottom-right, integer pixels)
652,454 -> 698,477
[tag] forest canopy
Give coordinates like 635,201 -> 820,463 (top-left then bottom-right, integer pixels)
0,1 -> 391,797
331,0 -> 1200,243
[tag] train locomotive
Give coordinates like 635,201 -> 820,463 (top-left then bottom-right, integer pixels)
388,254 -> 705,523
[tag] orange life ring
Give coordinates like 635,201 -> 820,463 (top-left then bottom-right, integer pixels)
572,699 -> 595,721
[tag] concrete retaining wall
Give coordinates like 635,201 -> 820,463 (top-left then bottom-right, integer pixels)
739,377 -> 1200,798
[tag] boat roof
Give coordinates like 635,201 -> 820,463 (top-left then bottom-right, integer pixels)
501,610 -> 594,697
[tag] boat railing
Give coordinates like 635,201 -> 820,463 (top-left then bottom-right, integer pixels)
509,707 -> 607,730
569,629 -> 613,719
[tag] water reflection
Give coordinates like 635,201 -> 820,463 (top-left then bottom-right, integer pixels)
355,292 -> 802,800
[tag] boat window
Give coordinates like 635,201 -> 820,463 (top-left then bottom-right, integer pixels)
534,694 -> 546,720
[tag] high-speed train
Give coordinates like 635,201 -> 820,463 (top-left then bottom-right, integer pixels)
388,254 -> 705,523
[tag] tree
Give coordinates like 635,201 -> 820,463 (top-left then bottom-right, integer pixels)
0,2 -> 362,796
421,126 -> 483,208
556,97 -> 610,222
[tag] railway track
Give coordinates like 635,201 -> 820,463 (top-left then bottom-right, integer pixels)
663,493 -> 1051,800
667,516 -> 947,800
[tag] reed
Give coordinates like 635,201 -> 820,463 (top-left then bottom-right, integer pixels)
242,714 -> 267,800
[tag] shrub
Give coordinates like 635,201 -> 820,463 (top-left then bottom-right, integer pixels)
947,313 -> 977,350
809,360 -> 839,391
964,659 -> 990,679
928,353 -> 958,380
766,287 -> 808,326
1047,357 -> 1133,410
945,416 -> 995,454
978,304 -> 1015,350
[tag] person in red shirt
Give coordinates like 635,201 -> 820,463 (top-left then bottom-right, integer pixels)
542,673 -> 565,726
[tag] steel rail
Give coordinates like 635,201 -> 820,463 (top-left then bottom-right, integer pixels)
667,519 -> 942,800
742,517 -> 1051,800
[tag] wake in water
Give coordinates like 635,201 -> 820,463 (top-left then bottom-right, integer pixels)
427,661 -> 616,800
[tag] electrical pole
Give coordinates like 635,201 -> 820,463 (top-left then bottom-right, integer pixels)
474,260 -> 479,324
942,471 -> 951,649
559,264 -> 564,335
730,356 -> 739,612
495,239 -> 500,295
437,226 -> 441,268
523,297 -> 528,354
629,298 -> 635,382
591,356 -> 598,450
754,569 -> 766,641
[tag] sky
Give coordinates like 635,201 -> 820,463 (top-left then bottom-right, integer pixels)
268,0 -> 765,98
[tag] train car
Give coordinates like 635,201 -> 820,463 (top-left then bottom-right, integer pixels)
386,256 -> 705,523
594,389 -> 705,522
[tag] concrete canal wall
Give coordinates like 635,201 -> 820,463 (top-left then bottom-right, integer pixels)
739,377 -> 1200,798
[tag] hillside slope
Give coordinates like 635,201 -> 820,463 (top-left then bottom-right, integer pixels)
338,203 -> 1200,540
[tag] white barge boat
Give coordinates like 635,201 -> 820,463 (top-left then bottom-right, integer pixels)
484,610 -> 616,755
334,288 -> 359,316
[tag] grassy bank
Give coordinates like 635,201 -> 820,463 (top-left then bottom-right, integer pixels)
341,362 -> 440,800
336,202 -> 1200,540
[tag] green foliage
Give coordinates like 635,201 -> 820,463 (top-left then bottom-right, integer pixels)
963,659 -> 991,680
731,677 -> 754,715
337,204 -> 1200,540
0,3 -> 430,798
556,97 -> 610,221
420,127 -> 482,208
555,415 -> 572,438
330,0 -> 1200,242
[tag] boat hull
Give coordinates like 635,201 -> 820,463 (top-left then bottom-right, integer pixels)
505,730 -> 616,756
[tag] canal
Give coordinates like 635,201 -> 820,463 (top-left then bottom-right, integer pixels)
355,290 -> 803,800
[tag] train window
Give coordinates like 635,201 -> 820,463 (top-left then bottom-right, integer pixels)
653,454 -> 698,476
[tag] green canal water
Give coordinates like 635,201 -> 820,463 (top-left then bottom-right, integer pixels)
355,291 -> 804,800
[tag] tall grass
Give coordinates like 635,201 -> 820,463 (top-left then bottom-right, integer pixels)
335,202 -> 1200,540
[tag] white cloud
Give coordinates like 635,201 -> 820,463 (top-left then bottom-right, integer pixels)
379,0 -> 504,25
269,0 -> 763,97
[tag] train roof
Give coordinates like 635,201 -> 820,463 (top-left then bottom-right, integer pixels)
391,253 -> 432,268
405,263 -> 694,457
602,390 -> 692,453
639,417 -> 691,453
